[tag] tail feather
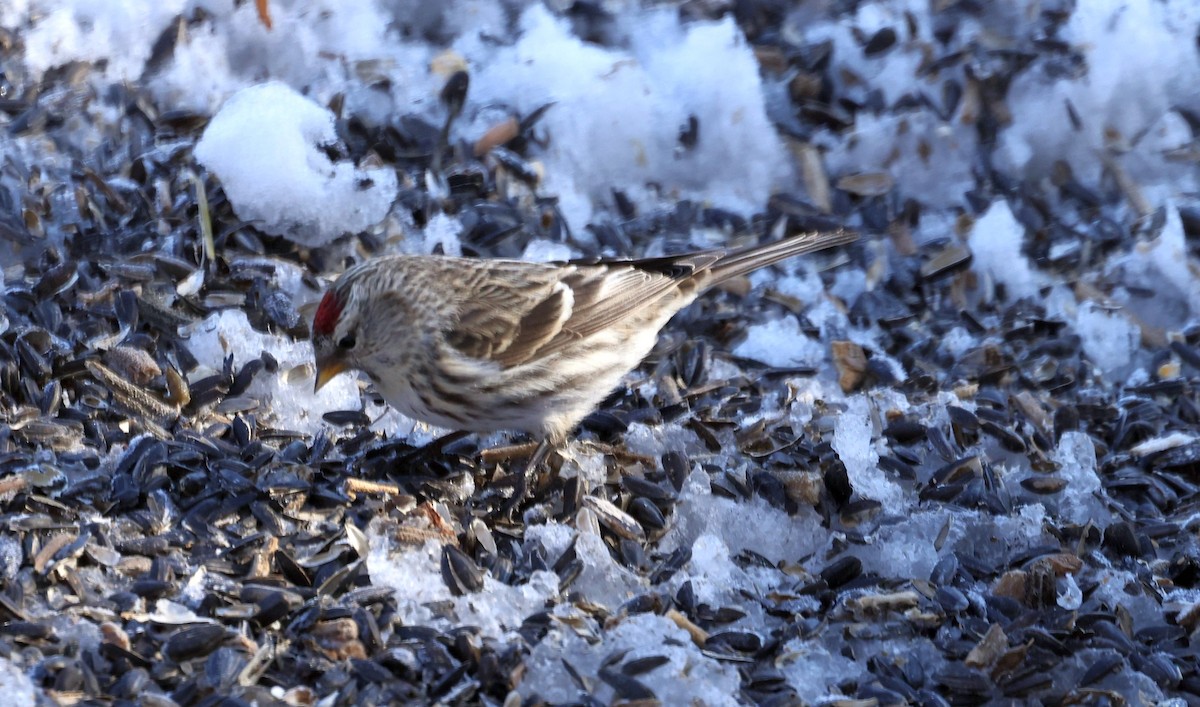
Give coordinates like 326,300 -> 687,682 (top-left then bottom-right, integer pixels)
707,229 -> 858,284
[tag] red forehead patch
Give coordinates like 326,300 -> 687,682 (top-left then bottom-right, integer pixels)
313,291 -> 344,337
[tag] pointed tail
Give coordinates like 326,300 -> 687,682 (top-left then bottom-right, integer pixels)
708,229 -> 858,284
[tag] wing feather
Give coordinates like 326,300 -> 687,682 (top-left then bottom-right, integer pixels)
446,269 -> 558,361
492,283 -> 573,366
445,256 -> 715,368
438,232 -> 854,370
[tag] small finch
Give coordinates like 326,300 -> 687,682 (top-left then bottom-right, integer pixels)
312,229 -> 856,511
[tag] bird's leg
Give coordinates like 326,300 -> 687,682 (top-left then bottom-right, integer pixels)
497,438 -> 555,518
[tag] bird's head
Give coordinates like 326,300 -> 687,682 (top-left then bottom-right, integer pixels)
311,257 -> 431,394
311,285 -> 363,393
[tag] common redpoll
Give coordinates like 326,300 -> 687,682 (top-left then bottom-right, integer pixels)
312,229 -> 856,510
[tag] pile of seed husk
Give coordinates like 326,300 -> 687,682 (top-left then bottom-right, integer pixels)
3,2 -> 1200,706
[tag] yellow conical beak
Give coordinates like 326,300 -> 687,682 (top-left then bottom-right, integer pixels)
314,358 -> 348,393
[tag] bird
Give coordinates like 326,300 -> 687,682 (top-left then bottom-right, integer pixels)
311,229 -> 857,514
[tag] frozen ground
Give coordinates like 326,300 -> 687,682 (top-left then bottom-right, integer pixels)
1,0 -> 1200,704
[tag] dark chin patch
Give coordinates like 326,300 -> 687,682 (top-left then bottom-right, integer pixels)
314,291 -> 344,337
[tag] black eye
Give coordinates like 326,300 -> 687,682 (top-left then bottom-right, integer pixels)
338,335 -> 357,350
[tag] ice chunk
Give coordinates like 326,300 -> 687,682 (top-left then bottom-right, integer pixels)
857,510 -> 948,581
518,612 -> 741,706
1089,568 -> 1173,631
147,24 -> 237,114
669,532 -> 819,628
0,657 -> 37,707
822,111 -> 978,209
521,239 -> 575,263
851,502 -> 1050,586
940,327 -> 977,358
968,200 -> 1044,301
679,533 -> 765,607
794,1 -> 939,108
998,0 -> 1200,188
687,533 -> 736,591
378,0 -> 510,44
1075,302 -> 1140,379
1051,431 -> 1107,526
523,521 -> 575,563
1058,573 -> 1083,610
558,447 -> 608,489
1004,503 -> 1050,541
1164,590 -> 1200,643
660,468 -> 826,567
465,5 -> 792,230
14,0 -> 186,80
421,213 -> 463,256
830,267 -> 868,305
1099,205 -> 1199,335
194,82 -> 398,247
794,4 -> 980,209
850,467 -> 1049,579
0,0 -> 29,30
933,505 -> 1049,582
1144,205 -> 1200,315
733,315 -> 826,368
770,270 -> 858,346
0,535 -> 19,584
834,396 -> 903,507
366,535 -> 559,641
569,531 -> 644,609
778,638 -> 865,704
144,0 -> 439,114
771,269 -> 829,306
619,421 -> 706,461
